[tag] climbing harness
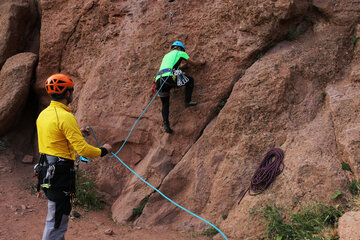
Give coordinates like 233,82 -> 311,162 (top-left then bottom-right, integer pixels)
238,148 -> 285,204
34,154 -> 76,198
156,68 -> 173,76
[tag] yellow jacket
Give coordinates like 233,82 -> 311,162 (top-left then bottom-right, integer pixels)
36,101 -> 101,160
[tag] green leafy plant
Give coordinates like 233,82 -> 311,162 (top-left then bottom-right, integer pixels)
75,170 -> 104,211
255,52 -> 264,61
258,203 -> 342,240
330,190 -> 343,200
351,35 -> 358,45
341,161 -> 352,172
349,179 -> 360,196
322,92 -> 327,101
222,214 -> 228,220
129,195 -> 149,221
201,227 -> 219,237
217,100 -> 227,113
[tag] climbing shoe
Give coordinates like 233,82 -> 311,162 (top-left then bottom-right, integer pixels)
164,122 -> 173,134
185,101 -> 197,108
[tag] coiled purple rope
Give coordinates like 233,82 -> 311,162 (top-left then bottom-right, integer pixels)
238,148 -> 284,204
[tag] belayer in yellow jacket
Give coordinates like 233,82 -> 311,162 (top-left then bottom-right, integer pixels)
37,100 -> 103,160
36,73 -> 111,240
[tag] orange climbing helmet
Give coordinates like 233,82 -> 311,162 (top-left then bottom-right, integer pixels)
45,73 -> 74,94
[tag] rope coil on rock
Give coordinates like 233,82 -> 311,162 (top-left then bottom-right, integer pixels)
238,148 -> 284,204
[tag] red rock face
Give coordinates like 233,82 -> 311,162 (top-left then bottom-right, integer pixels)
2,0 -> 360,238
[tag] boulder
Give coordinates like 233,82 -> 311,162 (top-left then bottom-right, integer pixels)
338,211 -> 360,240
0,0 -> 39,69
0,53 -> 38,136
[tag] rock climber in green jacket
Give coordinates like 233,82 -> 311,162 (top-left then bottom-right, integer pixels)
154,41 -> 205,134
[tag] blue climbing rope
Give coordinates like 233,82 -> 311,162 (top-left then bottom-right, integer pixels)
111,152 -> 228,240
110,74 -> 169,157
83,50 -> 228,239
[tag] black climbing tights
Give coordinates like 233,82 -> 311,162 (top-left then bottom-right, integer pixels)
160,76 -> 194,124
161,96 -> 170,124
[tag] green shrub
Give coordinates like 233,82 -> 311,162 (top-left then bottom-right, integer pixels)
217,100 -> 227,113
201,227 -> 219,237
258,203 -> 342,240
322,92 -> 327,101
75,170 -> 104,211
349,180 -> 360,196
129,195 -> 149,221
351,35 -> 358,45
255,52 -> 264,61
341,162 -> 352,172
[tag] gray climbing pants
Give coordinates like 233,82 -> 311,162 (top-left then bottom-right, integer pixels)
42,200 -> 69,240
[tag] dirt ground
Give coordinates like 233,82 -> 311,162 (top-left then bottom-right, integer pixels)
0,157 -> 210,240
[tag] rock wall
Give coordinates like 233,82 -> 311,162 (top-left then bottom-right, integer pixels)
1,0 -> 360,238
0,0 -> 39,136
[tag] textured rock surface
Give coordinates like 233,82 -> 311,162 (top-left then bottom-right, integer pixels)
313,0 -> 360,25
338,211 -> 360,240
0,0 -> 39,69
0,53 -> 37,136
137,24 -> 355,237
0,0 -> 357,238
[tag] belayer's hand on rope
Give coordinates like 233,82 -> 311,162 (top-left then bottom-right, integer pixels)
102,143 -> 112,154
80,126 -> 91,137
79,127 -> 112,163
